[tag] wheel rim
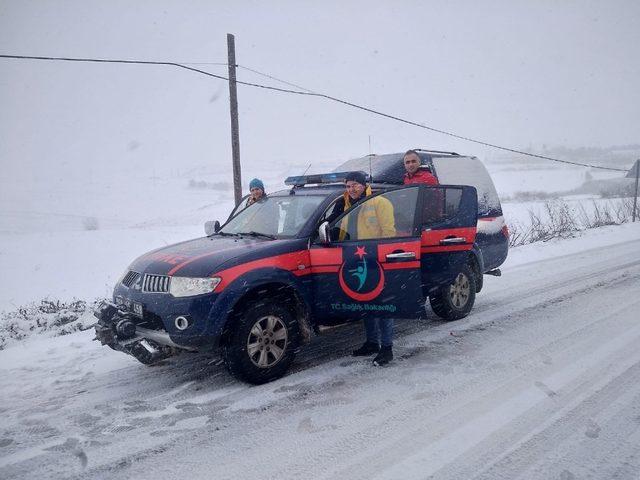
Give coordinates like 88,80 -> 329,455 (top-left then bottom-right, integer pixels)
246,315 -> 288,368
449,272 -> 470,309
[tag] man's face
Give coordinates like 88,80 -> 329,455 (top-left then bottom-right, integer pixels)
404,153 -> 421,175
345,181 -> 365,200
250,187 -> 263,200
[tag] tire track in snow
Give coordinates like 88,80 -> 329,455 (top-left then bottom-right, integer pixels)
303,272 -> 640,480
378,296 -> 640,479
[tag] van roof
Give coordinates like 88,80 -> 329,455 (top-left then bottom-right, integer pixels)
333,150 -> 465,184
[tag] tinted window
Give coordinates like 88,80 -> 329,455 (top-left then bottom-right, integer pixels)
330,187 -> 419,241
421,187 -> 463,226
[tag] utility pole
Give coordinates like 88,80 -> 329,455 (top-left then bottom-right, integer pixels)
227,33 -> 242,206
633,159 -> 639,222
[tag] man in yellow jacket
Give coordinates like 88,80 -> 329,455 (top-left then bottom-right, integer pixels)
326,172 -> 397,365
326,171 -> 396,241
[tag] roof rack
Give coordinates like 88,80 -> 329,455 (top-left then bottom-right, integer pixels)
414,148 -> 460,156
284,170 -> 369,187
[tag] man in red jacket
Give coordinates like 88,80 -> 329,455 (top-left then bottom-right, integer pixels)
403,150 -> 438,185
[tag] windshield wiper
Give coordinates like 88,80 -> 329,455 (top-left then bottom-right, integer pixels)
237,231 -> 277,240
214,231 -> 241,237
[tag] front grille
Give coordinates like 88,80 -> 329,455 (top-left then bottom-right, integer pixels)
142,274 -> 170,293
122,270 -> 140,288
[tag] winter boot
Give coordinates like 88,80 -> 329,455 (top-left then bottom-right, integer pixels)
352,341 -> 380,357
372,345 -> 393,366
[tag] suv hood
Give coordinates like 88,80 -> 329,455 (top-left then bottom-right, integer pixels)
128,235 -> 284,277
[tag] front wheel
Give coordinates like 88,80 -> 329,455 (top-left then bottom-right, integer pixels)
223,300 -> 299,384
429,263 -> 476,321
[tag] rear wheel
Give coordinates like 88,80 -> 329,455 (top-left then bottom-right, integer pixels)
429,263 -> 476,321
223,299 -> 299,384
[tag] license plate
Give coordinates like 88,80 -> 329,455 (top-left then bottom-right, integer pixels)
132,302 -> 144,317
115,296 -> 144,317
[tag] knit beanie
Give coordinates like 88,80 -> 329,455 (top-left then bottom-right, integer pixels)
345,171 -> 367,186
249,178 -> 265,191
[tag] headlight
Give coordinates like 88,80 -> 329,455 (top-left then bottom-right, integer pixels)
169,277 -> 221,297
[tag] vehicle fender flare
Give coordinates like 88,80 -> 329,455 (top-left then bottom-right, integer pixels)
206,267 -> 314,343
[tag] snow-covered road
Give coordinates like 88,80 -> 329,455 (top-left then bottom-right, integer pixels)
2,227 -> 640,479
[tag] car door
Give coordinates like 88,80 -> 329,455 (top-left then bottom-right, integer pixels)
418,185 -> 478,291
309,185 -> 425,323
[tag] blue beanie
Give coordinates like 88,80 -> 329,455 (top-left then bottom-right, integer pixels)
249,178 -> 265,192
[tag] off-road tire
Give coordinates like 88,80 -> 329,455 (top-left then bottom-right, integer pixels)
223,299 -> 299,384
429,263 -> 477,321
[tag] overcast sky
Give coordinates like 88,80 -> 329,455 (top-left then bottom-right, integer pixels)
1,0 -> 639,185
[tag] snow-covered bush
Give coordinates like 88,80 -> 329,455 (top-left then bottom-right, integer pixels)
0,299 -> 100,350
507,199 -> 636,247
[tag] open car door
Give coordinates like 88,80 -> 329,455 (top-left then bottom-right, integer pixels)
310,185 -> 425,322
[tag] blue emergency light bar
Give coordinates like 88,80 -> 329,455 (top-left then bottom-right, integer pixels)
284,171 -> 369,187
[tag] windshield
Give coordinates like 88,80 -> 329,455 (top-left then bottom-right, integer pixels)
220,195 -> 326,238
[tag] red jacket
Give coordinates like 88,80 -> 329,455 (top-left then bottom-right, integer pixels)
403,169 -> 438,185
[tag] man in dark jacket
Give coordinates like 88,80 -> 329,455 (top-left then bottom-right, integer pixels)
403,150 -> 438,185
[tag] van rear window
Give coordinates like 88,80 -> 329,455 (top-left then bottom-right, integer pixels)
432,157 -> 502,216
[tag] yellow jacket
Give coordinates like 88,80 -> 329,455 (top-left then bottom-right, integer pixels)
339,186 -> 396,240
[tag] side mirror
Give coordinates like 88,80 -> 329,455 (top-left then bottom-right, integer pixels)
204,220 -> 221,236
318,221 -> 330,244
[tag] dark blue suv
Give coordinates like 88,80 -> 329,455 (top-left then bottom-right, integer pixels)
95,150 -> 508,383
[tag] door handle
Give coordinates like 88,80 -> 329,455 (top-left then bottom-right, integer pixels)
439,237 -> 467,245
386,252 -> 416,260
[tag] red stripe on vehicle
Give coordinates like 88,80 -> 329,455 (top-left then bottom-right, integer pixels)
421,227 -> 477,246
309,247 -> 343,265
310,265 -> 341,274
382,261 -> 421,270
215,250 -> 310,291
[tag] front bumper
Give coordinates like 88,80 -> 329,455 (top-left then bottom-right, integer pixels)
94,301 -> 196,364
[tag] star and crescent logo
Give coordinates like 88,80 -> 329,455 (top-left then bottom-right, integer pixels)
338,245 -> 386,301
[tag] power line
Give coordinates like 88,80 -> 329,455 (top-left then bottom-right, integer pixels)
0,54 -> 231,81
237,64 -> 316,93
180,62 -> 228,66
0,53 -> 628,172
